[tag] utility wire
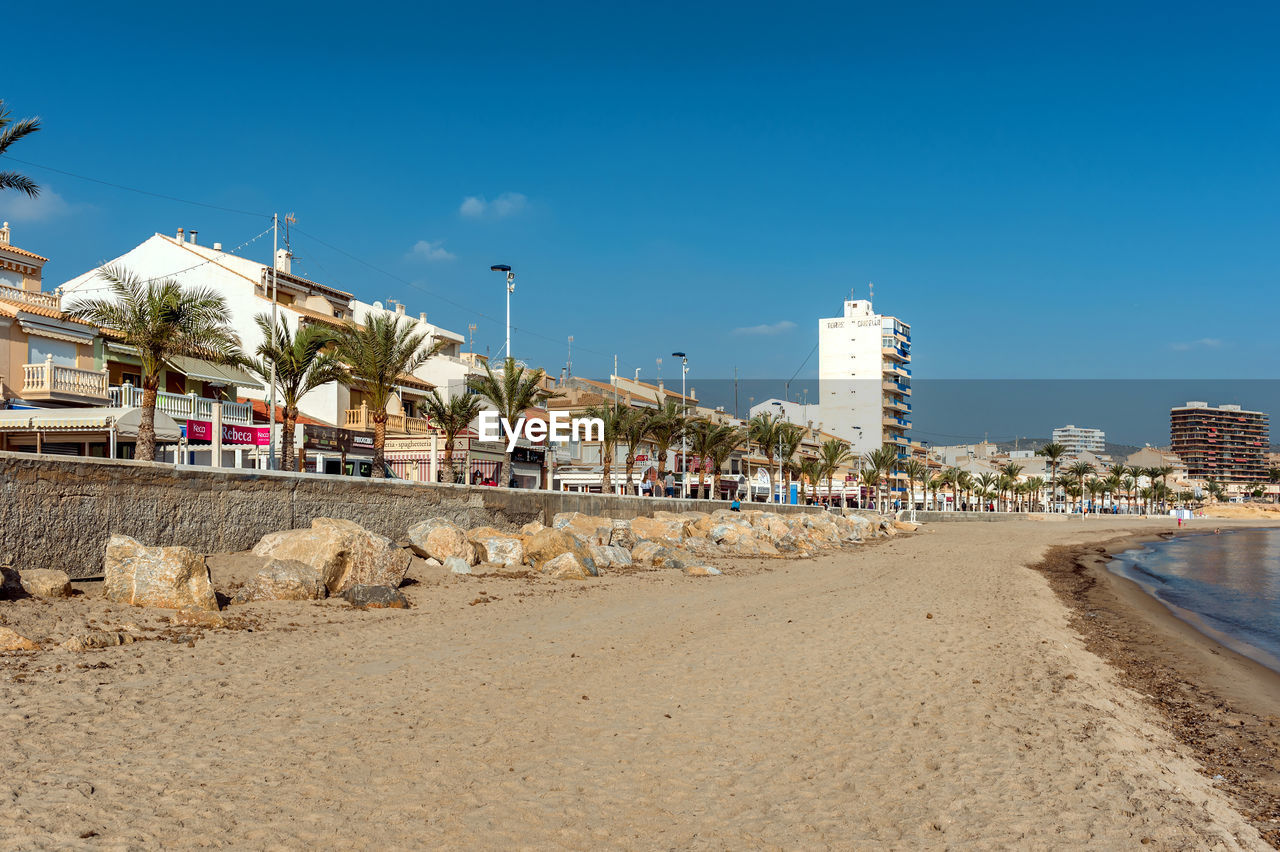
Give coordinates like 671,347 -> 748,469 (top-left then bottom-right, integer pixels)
4,156 -> 268,217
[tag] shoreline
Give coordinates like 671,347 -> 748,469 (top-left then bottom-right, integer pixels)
1035,530 -> 1280,847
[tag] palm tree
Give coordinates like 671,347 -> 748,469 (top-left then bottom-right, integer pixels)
777,422 -> 804,502
707,424 -> 745,499
974,472 -> 998,511
1036,442 -> 1068,512
1268,467 -> 1280,503
747,412 -> 783,503
649,399 -> 691,491
1086,478 -> 1107,514
1024,476 -> 1046,511
1066,461 -> 1095,513
0,100 -> 41,197
1152,465 -> 1174,512
468,356 -> 551,487
583,401 -> 627,494
818,438 -> 855,506
941,466 -> 962,511
799,457 -> 822,504
925,471 -> 940,511
619,407 -> 654,495
864,445 -> 899,511
1102,472 -> 1124,514
999,462 -> 1023,511
421,389 -> 484,482
902,458 -> 927,512
338,312 -> 442,478
250,314 -> 349,472
69,264 -> 244,462
1122,475 -> 1138,514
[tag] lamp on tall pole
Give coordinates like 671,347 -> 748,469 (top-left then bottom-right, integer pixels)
672,352 -> 688,497
771,400 -> 785,504
490,264 -> 514,361
267,212 -> 279,471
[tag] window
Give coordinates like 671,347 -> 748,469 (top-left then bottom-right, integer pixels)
0,268 -> 22,289
28,337 -> 77,367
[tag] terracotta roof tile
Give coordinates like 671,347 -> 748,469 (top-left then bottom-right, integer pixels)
0,297 -> 97,326
0,244 -> 49,263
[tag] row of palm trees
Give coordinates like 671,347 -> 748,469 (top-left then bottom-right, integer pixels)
69,265 -> 561,479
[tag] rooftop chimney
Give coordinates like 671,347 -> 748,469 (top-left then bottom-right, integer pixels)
419,311 -> 428,324
274,249 -> 291,274
213,242 -> 222,251
396,303 -> 405,316
176,227 -> 185,242
189,230 -> 198,245
0,222 -> 9,246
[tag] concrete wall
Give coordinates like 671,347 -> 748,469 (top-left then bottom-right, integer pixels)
0,451 -> 823,578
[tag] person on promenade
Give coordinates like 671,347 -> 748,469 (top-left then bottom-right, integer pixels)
730,497 -> 741,512
664,471 -> 675,498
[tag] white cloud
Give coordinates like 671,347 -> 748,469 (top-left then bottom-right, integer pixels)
0,186 -> 83,223
409,239 -> 455,262
1170,337 -> 1222,352
459,192 -> 528,220
733,320 -> 797,336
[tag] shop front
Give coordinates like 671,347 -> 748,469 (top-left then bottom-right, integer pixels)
302,424 -> 378,477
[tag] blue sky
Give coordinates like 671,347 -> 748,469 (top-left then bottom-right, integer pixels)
3,1 -> 1277,391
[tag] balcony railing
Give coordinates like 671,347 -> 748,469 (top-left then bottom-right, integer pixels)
344,402 -> 432,435
109,385 -> 254,426
22,358 -> 109,401
0,283 -> 61,310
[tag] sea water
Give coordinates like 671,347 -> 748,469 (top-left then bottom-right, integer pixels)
1109,528 -> 1280,673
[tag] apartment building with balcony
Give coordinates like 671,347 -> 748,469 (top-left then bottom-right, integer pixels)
817,296 -> 911,458
0,223 -> 108,408
1170,401 -> 1269,485
1051,424 -> 1106,455
58,229 -> 470,439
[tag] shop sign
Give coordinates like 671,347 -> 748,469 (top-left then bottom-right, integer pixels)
187,420 -> 270,446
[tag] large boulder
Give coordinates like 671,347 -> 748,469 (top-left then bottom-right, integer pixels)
0,627 -> 38,652
631,516 -> 691,544
520,521 -> 546,536
608,519 -> 637,550
590,544 -> 633,570
469,534 -> 525,567
340,584 -> 409,609
1,567 -> 72,599
523,528 -> 598,575
684,564 -> 723,577
232,559 -> 328,604
407,518 -> 478,566
540,552 -> 596,580
255,518 -> 411,594
103,535 -> 219,612
551,512 -> 614,545
630,540 -> 686,570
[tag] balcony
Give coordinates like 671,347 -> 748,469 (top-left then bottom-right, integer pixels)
883,415 -> 911,430
0,283 -> 61,311
21,358 -> 109,404
109,385 -> 254,426
344,402 -> 432,435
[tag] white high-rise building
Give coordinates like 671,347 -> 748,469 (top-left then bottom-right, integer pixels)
817,297 -> 911,457
1052,424 -> 1105,455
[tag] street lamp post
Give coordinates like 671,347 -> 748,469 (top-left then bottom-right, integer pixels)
771,400 -> 785,504
490,265 -> 514,361
672,352 -> 688,497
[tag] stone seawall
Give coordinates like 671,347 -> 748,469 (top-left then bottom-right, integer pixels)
0,452 -> 823,578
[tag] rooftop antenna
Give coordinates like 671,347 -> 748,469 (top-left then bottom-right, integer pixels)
566,335 -> 573,378
656,357 -> 662,381
468,323 -> 477,353
284,213 -> 296,254
868,281 -> 874,307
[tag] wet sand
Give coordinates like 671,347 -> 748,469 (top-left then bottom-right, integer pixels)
0,518 -> 1272,849
1037,529 -> 1280,847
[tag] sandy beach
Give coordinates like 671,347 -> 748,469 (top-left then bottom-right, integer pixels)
1,517 -> 1274,849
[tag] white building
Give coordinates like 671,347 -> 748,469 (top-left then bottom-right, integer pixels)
817,297 -> 911,457
58,229 -> 476,429
747,398 -> 821,431
1052,424 -> 1105,455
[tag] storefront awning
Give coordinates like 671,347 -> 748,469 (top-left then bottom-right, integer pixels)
0,406 -> 180,441
165,355 -> 263,390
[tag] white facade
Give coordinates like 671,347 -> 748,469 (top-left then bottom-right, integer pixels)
1052,424 -> 1105,455
747,398 -> 821,431
58,230 -> 474,425
817,298 -> 911,456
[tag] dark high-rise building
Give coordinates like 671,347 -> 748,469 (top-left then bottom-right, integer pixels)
1170,401 -> 1269,484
